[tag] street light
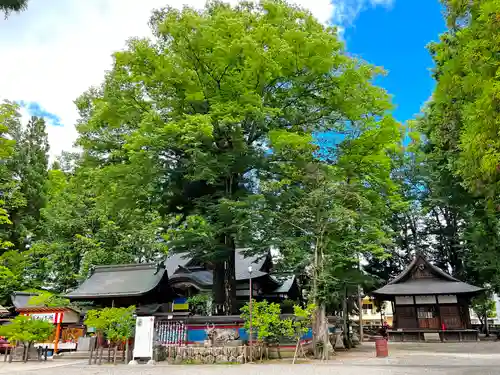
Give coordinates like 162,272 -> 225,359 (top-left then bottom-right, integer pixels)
248,265 -> 253,363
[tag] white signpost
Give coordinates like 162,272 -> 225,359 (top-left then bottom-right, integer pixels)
131,316 -> 155,363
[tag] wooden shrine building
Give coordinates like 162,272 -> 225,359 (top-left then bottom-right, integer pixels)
372,254 -> 483,342
66,249 -> 300,315
65,263 -> 171,309
11,292 -> 83,353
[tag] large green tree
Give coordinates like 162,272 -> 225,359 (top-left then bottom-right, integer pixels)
404,0 -> 500,291
0,102 -> 25,254
264,110 -> 401,356
429,0 -> 500,197
15,116 -> 49,244
3,114 -> 50,251
24,156 -> 166,292
75,0 -> 399,314
0,105 -> 15,251
74,1 -> 400,313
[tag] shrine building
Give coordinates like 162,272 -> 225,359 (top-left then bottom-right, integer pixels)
372,253 -> 483,342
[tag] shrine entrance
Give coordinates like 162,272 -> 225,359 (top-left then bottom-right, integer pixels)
417,306 -> 440,329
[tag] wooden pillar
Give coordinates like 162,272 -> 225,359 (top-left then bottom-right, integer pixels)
54,322 -> 61,354
413,296 -> 419,329
436,296 -> 443,328
464,300 -> 472,329
436,297 -> 443,342
391,301 -> 396,329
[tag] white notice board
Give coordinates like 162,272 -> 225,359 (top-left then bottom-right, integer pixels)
132,316 -> 155,359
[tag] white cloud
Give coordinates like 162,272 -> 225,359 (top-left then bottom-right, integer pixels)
0,0 -> 391,160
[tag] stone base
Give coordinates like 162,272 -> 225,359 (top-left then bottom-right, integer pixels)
424,333 -> 441,342
128,360 -> 138,365
335,334 -> 345,349
224,340 -> 244,347
147,359 -> 157,365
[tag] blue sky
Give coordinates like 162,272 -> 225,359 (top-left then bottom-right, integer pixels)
343,0 -> 446,123
18,101 -> 63,127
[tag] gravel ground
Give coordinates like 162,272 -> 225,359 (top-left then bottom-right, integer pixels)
2,342 -> 500,375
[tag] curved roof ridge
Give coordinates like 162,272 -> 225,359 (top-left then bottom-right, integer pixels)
388,253 -> 458,285
92,262 -> 158,272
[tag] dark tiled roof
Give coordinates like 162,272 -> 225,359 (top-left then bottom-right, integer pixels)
67,249 -> 281,299
11,292 -> 40,309
387,254 -> 459,285
167,249 -> 270,283
66,263 -> 167,299
271,275 -> 296,294
373,279 -> 483,296
165,253 -> 191,276
372,254 -> 483,297
169,270 -> 213,289
235,249 -> 268,280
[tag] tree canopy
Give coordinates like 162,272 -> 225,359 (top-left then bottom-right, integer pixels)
73,0 -> 400,316
0,0 -> 28,18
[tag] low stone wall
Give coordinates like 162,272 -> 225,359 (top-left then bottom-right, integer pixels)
153,343 -> 315,363
155,314 -> 324,346
153,315 -> 317,346
154,345 -> 246,364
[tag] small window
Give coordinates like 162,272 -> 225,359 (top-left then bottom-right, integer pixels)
417,306 -> 436,319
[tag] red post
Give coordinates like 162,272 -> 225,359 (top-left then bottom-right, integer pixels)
54,323 -> 61,354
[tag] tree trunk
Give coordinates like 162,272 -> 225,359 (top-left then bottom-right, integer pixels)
313,303 -> 329,359
23,342 -> 30,362
88,343 -> 94,365
125,339 -> 129,363
342,286 -> 351,349
319,304 -> 329,360
224,242 -> 236,315
213,237 -> 236,316
213,260 -> 226,315
485,313 -> 490,337
113,344 -> 118,364
312,242 -> 319,358
292,339 -> 300,364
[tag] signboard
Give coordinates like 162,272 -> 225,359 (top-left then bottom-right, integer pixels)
415,295 -> 437,304
28,312 -> 64,323
395,296 -> 414,305
437,295 -> 457,304
132,316 -> 155,359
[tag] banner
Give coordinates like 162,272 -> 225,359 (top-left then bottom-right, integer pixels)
132,316 -> 155,359
28,312 -> 64,323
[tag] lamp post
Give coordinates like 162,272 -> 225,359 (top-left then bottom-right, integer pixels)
248,265 -> 253,363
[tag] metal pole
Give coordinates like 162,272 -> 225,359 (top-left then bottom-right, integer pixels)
358,285 -> 364,343
249,275 -> 253,363
356,251 -> 364,344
